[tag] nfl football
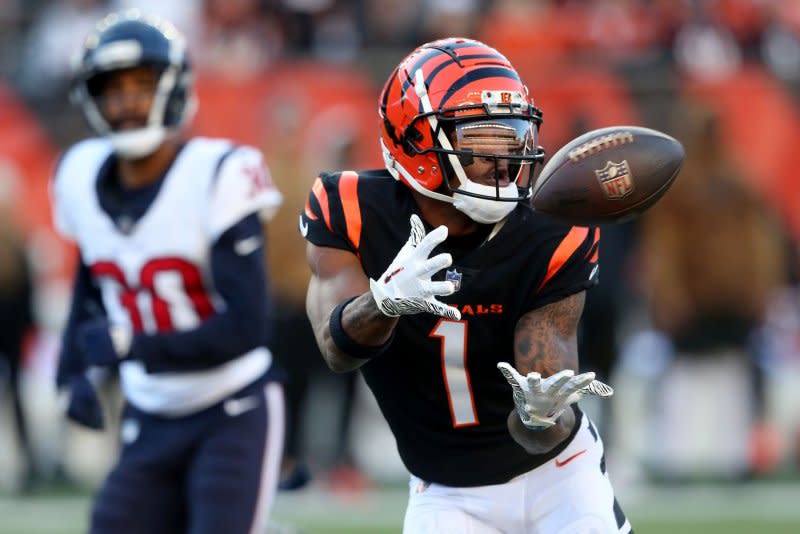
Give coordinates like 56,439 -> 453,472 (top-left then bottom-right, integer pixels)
531,126 -> 684,225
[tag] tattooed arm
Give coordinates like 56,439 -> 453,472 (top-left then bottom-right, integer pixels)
506,291 -> 585,454
306,243 -> 399,373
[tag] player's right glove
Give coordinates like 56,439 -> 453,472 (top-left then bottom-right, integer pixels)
497,363 -> 614,430
369,214 -> 461,320
62,375 -> 104,430
77,318 -> 132,367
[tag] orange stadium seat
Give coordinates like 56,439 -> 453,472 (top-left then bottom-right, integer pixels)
680,64 -> 800,241
0,82 -> 59,233
478,2 -> 573,72
0,81 -> 74,281
191,61 -> 382,171
517,64 -> 642,155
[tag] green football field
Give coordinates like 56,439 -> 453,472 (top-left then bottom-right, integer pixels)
2,481 -> 799,533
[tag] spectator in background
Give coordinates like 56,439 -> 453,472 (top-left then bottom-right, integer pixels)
640,103 -> 789,479
360,0 -> 423,48
0,192 -> 36,492
418,0 -> 483,44
0,0 -> 23,77
193,0 -> 288,81
15,0 -> 108,146
16,0 -> 108,99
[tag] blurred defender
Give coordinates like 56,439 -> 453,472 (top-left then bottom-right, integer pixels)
301,38 -> 630,533
51,12 -> 284,534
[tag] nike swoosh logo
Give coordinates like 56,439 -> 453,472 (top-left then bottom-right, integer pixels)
555,449 -> 587,468
234,235 -> 261,256
589,264 -> 599,282
223,395 -> 259,417
299,215 -> 309,237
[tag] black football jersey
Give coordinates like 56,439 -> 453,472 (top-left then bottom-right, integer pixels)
301,169 -> 600,486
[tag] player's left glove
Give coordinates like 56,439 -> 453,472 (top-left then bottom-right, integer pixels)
369,214 -> 461,320
78,318 -> 133,367
497,362 -> 614,430
62,375 -> 104,430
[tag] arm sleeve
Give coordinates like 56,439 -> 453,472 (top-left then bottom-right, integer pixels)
56,258 -> 105,388
129,213 -> 271,372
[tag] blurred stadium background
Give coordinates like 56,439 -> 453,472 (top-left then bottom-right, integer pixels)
1,0 -> 800,532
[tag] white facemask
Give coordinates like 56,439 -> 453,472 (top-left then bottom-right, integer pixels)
109,126 -> 167,159
452,180 -> 519,224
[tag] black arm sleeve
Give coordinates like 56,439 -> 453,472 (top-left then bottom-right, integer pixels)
56,258 -> 105,388
130,213 -> 271,373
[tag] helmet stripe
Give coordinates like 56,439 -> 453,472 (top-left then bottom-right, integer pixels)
401,53 -> 508,94
438,67 -> 521,108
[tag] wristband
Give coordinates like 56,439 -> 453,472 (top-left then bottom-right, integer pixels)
329,296 -> 395,360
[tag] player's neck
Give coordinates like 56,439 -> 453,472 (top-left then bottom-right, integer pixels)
117,141 -> 181,189
412,192 -> 481,237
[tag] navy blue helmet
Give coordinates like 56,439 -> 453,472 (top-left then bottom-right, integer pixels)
71,10 -> 195,157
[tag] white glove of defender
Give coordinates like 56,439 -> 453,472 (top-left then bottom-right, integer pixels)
497,362 -> 614,429
370,214 -> 461,321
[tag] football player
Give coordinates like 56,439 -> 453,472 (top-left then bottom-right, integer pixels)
301,38 -> 631,533
51,11 -> 284,534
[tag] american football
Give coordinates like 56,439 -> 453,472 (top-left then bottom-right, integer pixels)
531,125 -> 684,225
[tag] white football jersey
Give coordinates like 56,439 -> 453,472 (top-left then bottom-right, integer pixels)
51,137 -> 283,415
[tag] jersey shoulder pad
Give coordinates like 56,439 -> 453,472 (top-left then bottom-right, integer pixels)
207,142 -> 283,240
299,170 -> 374,253
531,221 -> 600,304
50,138 -> 113,240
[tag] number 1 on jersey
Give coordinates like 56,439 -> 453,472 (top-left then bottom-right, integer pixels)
429,319 -> 479,428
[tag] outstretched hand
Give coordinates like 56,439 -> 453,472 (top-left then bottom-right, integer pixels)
370,214 -> 461,320
497,362 -> 613,429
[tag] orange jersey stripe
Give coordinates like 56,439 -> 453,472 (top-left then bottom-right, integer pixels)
303,197 -> 318,220
338,171 -> 362,250
589,246 -> 599,264
538,226 -> 590,292
311,177 -> 332,230
587,227 -> 600,263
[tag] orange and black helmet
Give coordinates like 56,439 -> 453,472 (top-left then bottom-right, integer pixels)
379,37 -> 545,203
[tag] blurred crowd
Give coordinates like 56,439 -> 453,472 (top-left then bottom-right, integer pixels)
1,0 -> 800,494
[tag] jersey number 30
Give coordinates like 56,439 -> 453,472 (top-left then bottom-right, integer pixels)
430,319 -> 479,428
91,258 -> 214,333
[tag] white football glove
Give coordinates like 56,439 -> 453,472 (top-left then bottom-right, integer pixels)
497,362 -> 614,429
370,214 -> 461,320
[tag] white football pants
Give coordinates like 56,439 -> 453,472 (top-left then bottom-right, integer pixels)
403,414 -> 632,534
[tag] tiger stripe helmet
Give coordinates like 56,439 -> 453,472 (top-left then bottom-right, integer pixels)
379,37 -> 545,204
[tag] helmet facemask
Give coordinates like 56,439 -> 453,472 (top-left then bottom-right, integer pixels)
70,11 -> 196,159
407,70 -> 545,223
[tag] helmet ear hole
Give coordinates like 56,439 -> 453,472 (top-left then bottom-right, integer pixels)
403,127 -> 423,157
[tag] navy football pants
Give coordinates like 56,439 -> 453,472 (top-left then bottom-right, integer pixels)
90,378 -> 284,534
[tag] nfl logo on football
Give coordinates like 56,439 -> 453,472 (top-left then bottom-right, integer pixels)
595,160 -> 635,199
446,269 -> 462,292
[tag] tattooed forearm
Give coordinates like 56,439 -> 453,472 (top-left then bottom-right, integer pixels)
513,292 -> 585,376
